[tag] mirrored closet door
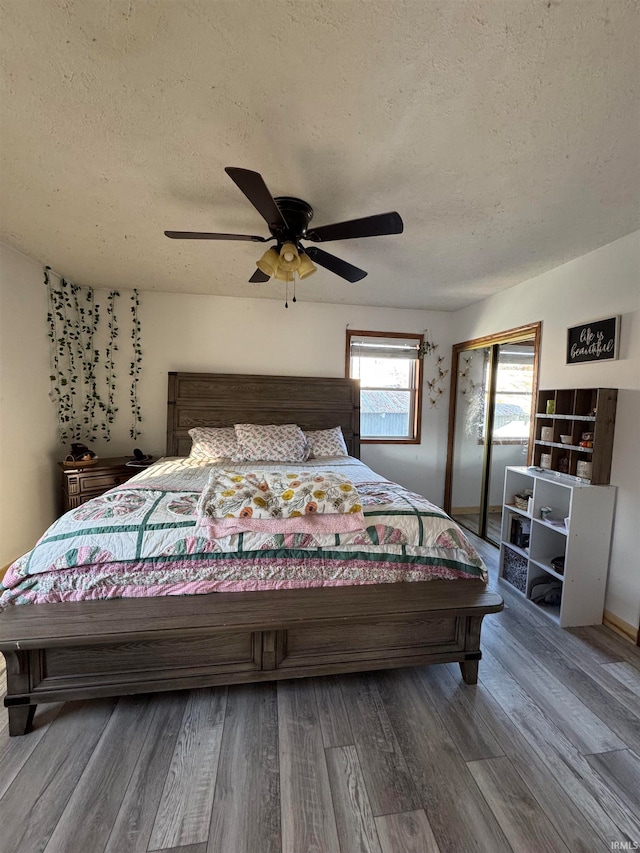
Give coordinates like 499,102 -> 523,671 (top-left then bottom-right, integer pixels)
444,323 -> 541,545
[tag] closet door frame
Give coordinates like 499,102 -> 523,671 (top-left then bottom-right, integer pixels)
444,322 -> 542,539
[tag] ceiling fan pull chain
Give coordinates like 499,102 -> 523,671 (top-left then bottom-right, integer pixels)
285,279 -> 289,308
292,279 -> 297,303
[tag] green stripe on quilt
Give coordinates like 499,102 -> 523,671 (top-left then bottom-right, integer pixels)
136,493 -> 165,559
37,519 -> 196,545
389,491 -> 424,545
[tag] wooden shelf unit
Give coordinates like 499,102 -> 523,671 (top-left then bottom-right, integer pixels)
533,387 -> 617,484
499,466 -> 616,627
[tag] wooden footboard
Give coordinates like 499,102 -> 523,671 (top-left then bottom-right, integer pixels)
0,580 -> 502,735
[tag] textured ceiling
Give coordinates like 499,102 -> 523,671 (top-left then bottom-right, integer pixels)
0,0 -> 638,310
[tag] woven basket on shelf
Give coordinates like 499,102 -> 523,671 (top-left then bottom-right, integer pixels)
62,457 -> 99,469
514,495 -> 529,511
502,548 -> 528,593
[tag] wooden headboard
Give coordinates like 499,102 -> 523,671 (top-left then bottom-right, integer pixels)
167,372 -> 361,458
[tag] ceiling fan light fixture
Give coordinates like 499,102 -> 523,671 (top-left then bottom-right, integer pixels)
277,242 -> 300,272
256,247 -> 280,276
297,250 -> 317,279
274,267 -> 295,283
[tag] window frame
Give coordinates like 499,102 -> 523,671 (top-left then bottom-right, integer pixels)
345,329 -> 424,445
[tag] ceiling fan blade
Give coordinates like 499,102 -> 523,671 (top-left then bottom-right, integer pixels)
249,268 -> 270,283
306,211 -> 403,243
224,167 -> 288,233
305,246 -> 367,282
164,230 -> 269,242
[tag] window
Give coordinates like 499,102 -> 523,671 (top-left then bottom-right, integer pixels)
346,330 -> 423,443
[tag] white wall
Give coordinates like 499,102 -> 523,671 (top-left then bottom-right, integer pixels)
0,244 -> 59,563
451,231 -> 640,630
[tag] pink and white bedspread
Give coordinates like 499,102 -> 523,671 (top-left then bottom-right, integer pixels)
0,456 -> 487,607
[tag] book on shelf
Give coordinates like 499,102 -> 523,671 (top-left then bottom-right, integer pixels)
510,517 -> 531,549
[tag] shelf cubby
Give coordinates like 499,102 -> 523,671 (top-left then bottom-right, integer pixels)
498,466 -> 616,627
533,387 -> 617,484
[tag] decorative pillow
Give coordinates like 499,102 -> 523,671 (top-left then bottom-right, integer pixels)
304,426 -> 349,458
188,427 -> 238,461
233,423 -> 309,462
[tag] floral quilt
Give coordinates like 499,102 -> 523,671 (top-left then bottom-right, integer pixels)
195,468 -> 365,536
0,456 -> 487,607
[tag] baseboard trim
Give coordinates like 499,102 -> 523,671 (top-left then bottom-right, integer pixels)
603,609 -> 640,646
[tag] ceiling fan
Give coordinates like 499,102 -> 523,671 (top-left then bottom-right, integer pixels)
164,167 -> 403,284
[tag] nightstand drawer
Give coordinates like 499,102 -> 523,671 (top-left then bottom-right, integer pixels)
77,472 -> 129,493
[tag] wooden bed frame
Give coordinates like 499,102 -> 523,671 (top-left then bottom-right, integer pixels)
0,372 -> 502,736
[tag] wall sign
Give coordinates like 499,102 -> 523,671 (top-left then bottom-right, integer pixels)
566,316 -> 619,365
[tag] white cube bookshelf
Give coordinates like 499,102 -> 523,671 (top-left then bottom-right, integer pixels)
499,466 -> 616,627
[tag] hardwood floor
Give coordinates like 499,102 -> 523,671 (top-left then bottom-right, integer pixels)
1,536 -> 639,853
451,512 -> 503,545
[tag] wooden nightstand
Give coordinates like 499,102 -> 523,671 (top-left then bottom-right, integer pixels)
60,456 -> 146,513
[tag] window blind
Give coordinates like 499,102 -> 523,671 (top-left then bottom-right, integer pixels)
349,337 -> 420,360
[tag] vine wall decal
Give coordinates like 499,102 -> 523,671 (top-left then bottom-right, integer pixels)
129,289 -> 142,439
45,267 -> 143,444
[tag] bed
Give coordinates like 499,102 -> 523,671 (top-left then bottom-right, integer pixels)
0,372 -> 502,735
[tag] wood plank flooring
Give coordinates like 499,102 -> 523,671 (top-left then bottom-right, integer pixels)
451,512 -> 503,545
1,534 -> 639,853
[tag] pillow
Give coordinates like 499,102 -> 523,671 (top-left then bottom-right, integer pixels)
188,426 -> 238,460
234,423 -> 309,462
304,426 -> 349,458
